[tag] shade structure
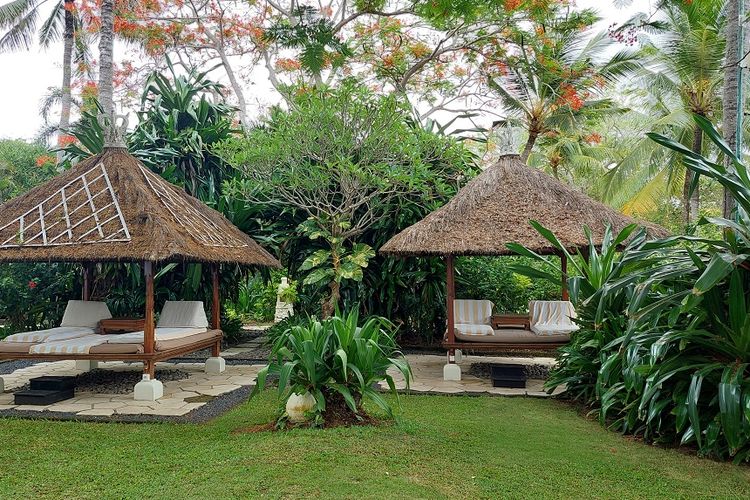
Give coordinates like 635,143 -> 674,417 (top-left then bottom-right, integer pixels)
380,154 -> 668,257
0,147 -> 280,267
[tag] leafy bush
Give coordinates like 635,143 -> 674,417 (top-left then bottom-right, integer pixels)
456,256 -> 562,313
0,263 -> 79,337
252,310 -> 411,426
217,83 -> 478,336
0,139 -> 57,204
509,117 -> 750,462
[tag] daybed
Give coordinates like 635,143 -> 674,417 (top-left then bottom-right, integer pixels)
446,299 -> 578,349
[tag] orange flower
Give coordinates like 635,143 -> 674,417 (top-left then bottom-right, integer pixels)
35,155 -> 56,167
57,134 -> 77,147
584,133 -> 602,144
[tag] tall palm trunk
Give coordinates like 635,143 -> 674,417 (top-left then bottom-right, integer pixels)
97,0 -> 115,119
520,129 -> 538,162
722,0 -> 744,219
684,124 -> 703,224
57,0 -> 74,161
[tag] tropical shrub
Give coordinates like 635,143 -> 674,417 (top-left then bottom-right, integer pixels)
0,139 -> 57,204
252,310 -> 411,427
217,82 -> 478,334
456,256 -> 563,314
510,117 -> 750,462
0,263 -> 79,337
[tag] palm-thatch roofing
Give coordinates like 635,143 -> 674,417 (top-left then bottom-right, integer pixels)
0,147 -> 280,266
380,154 -> 668,257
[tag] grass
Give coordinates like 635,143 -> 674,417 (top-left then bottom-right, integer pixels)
0,394 -> 748,499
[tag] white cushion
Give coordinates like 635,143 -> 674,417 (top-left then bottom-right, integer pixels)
454,299 -> 493,325
157,301 -> 209,328
455,323 -> 494,337
60,300 -> 112,328
529,300 -> 579,336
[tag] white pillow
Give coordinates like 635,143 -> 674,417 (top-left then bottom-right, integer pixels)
60,300 -> 112,328
157,301 -> 209,328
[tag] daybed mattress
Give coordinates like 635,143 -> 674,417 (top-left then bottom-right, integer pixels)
0,330 -> 220,356
454,328 -> 569,344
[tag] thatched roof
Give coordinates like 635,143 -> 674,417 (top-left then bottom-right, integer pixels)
380,154 -> 668,257
0,147 -> 280,266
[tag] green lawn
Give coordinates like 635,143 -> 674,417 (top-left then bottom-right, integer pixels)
0,394 -> 748,499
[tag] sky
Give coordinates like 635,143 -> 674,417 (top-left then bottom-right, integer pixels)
0,0 -> 653,141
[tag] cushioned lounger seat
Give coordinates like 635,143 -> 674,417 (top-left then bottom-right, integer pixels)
90,330 -> 220,354
156,329 -> 219,351
455,328 -> 569,344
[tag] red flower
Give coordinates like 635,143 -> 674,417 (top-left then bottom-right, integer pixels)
28,280 -> 37,289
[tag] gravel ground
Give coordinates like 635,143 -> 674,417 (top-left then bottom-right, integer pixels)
12,367 -> 191,395
0,385 -> 254,424
0,360 -> 38,376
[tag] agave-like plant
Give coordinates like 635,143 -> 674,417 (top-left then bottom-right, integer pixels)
252,310 -> 411,426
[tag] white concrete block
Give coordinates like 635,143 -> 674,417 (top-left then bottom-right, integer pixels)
76,360 -> 99,371
134,376 -> 164,401
205,356 -> 226,374
455,349 -> 463,363
0,376 -> 4,393
443,363 -> 461,381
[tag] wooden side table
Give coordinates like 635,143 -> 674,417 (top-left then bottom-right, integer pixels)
99,318 -> 146,334
491,314 -> 530,330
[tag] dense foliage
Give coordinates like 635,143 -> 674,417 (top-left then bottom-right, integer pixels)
218,83 -> 478,337
513,118 -> 750,462
252,310 -> 411,426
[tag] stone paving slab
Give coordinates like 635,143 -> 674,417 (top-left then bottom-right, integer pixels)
0,359 -> 264,421
0,352 -> 562,423
377,354 -> 564,398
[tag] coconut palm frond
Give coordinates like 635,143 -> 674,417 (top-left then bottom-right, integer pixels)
0,4 -> 38,51
38,0 -> 63,47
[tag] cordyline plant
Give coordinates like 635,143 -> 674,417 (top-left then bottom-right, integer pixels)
251,310 -> 411,427
509,115 -> 750,462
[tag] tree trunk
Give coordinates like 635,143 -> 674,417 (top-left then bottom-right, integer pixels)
722,0 -> 744,219
520,129 -> 538,162
97,0 -> 115,119
321,247 -> 341,319
57,0 -> 74,162
684,124 -> 703,224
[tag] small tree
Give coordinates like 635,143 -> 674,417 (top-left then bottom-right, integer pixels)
218,83 -> 441,317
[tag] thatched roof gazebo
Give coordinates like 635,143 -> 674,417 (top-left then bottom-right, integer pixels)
380,154 -> 667,366
0,147 -> 280,399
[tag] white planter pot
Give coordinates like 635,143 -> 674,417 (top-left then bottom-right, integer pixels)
286,391 -> 316,423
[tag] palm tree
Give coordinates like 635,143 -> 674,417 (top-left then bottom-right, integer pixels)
0,0 -> 82,144
97,0 -> 114,120
487,8 -> 640,164
601,0 -> 725,225
721,0 -> 743,218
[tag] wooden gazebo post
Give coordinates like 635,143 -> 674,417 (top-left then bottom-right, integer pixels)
560,253 -> 569,301
134,260 -> 163,400
82,263 -> 92,301
444,255 -> 461,381
206,263 -> 226,374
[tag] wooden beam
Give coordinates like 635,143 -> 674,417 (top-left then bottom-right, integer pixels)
211,264 -> 221,330
445,255 -> 456,346
82,263 -> 92,301
560,253 -> 569,301
210,264 -> 221,357
143,261 -> 155,378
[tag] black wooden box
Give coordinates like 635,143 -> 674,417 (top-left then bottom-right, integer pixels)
490,364 -> 527,388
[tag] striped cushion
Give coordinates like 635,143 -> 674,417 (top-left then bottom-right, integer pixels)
529,301 -> 579,336
454,299 -> 494,325
455,323 -> 494,336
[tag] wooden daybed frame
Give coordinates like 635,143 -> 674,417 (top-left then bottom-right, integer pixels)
441,255 -> 570,354
0,263 -> 225,380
